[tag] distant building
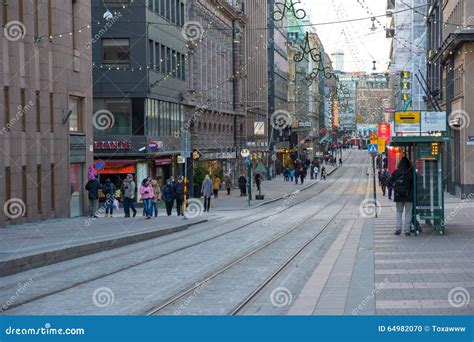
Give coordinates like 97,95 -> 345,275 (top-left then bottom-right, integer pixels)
331,50 -> 345,72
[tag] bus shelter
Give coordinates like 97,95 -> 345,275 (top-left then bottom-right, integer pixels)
390,135 -> 450,235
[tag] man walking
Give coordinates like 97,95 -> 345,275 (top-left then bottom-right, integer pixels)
85,175 -> 101,218
202,175 -> 213,212
390,157 -> 414,236
175,177 -> 185,216
122,174 -> 137,218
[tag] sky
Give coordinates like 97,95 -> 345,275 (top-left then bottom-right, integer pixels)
302,0 -> 391,73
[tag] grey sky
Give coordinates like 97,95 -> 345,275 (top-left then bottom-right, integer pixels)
302,0 -> 391,73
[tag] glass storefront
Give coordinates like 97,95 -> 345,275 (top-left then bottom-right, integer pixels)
69,163 -> 84,218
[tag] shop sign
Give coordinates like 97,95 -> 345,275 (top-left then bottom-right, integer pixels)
155,157 -> 172,166
99,163 -> 136,174
378,123 -> 391,143
192,149 -> 202,160
420,111 -> 446,132
298,121 -> 312,128
177,156 -> 186,164
94,140 -> 131,150
254,122 -> 265,136
148,141 -> 163,150
467,137 -> 474,146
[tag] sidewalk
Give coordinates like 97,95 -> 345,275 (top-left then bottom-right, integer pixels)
373,188 -> 474,315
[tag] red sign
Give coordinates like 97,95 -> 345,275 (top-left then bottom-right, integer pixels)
94,141 -> 131,150
99,163 -> 136,174
378,123 -> 391,143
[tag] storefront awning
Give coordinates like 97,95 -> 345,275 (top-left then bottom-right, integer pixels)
155,157 -> 173,166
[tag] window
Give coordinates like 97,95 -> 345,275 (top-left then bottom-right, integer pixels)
160,0 -> 165,16
166,47 -> 171,74
49,93 -> 54,132
20,88 -> 26,131
94,99 -> 132,135
148,39 -> 154,66
2,0 -> 7,26
148,0 -> 153,10
175,0 -> 179,25
166,0 -> 171,20
181,54 -> 186,80
154,0 -> 159,12
37,165 -> 42,214
180,2 -> 184,26
160,45 -> 166,73
36,91 -> 40,132
172,51 -> 177,77
50,163 -> 55,210
102,39 -> 130,65
155,42 -> 160,70
72,0 -> 77,49
34,0 -> 39,36
19,0 -> 24,23
3,87 -> 9,131
171,0 -> 176,23
69,96 -> 83,132
21,166 -> 27,217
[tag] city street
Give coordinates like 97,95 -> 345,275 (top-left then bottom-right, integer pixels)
1,150 -> 472,316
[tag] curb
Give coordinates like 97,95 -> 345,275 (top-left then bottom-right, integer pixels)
0,219 -> 208,277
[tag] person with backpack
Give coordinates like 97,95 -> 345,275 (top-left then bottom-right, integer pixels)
103,178 -> 116,218
390,157 -> 414,236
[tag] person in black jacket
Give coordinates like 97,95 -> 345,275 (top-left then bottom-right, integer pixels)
162,179 -> 175,216
390,157 -> 414,236
175,177 -> 185,216
85,176 -> 101,218
104,178 -> 116,218
238,175 -> 247,196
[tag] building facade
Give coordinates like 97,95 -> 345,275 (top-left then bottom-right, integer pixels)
427,0 -> 474,197
91,0 -> 187,192
1,0 -> 93,226
185,0 -> 247,182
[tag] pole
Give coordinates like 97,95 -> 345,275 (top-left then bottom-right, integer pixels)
372,155 -> 378,218
247,162 -> 252,207
183,131 -> 188,220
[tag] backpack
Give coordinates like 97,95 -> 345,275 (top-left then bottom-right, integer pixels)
394,171 -> 410,198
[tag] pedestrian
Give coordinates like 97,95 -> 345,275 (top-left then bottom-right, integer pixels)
201,175 -> 213,212
299,167 -> 306,185
314,166 -> 319,180
140,178 -> 154,220
103,178 -> 116,218
385,170 -> 393,200
339,158 -> 343,167
122,174 -> 137,218
175,177 -> 185,216
212,175 -> 221,199
151,179 -> 161,217
238,174 -> 247,196
380,169 -> 388,196
85,174 -> 101,218
224,174 -> 232,195
390,157 -> 414,236
283,167 -> 289,182
310,163 -> 315,180
255,173 -> 262,193
162,179 -> 175,216
321,166 -> 326,180
295,167 -> 300,185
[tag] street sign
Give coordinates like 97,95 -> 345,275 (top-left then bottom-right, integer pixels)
368,144 -> 378,156
180,130 -> 191,157
177,156 -> 186,164
421,111 -> 447,132
240,149 -> 250,158
192,149 -> 202,161
271,155 -> 277,161
94,160 -> 106,172
377,138 -> 386,154
370,132 -> 378,141
395,111 -> 421,132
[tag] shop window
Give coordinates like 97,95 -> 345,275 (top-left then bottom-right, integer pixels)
69,96 -> 83,133
69,163 -> 83,218
102,38 -> 130,65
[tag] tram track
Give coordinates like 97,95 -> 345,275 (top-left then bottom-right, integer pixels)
146,162 -> 367,316
1,154 -> 357,312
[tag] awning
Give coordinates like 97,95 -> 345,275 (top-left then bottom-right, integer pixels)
155,157 -> 172,166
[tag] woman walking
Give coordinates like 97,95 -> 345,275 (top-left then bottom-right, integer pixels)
390,157 -> 414,236
140,178 -> 154,220
201,175 -> 213,212
224,174 -> 232,195
104,178 -> 116,218
151,179 -> 161,217
212,175 -> 221,199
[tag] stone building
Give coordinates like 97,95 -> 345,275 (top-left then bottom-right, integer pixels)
0,0 -> 93,226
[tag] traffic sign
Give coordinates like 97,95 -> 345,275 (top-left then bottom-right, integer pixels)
370,132 -> 378,141
368,144 -> 378,156
177,156 -> 186,164
94,160 -> 106,172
